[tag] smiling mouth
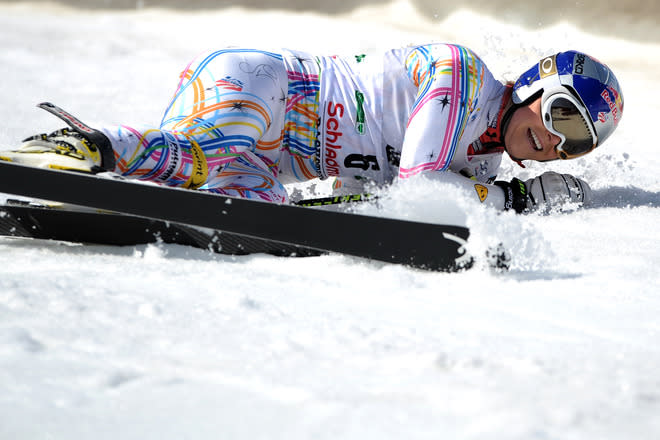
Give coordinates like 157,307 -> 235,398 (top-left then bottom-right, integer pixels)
528,128 -> 543,151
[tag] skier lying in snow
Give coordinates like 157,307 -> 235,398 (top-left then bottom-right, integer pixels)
1,44 -> 623,213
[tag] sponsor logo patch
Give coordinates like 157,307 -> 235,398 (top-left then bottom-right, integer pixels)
474,184 -> 488,203
355,90 -> 366,135
539,55 -> 557,78
574,53 -> 586,75
184,139 -> 209,190
600,87 -> 622,124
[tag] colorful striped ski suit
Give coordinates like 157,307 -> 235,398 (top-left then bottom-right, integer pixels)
100,44 -> 509,203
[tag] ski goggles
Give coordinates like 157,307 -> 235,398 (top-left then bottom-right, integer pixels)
541,92 -> 597,160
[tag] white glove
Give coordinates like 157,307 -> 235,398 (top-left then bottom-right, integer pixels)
495,171 -> 592,213
525,171 -> 592,212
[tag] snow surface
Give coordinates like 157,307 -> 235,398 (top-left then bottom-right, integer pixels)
1,2 -> 659,439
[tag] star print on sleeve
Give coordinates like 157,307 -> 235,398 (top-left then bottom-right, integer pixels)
437,93 -> 451,111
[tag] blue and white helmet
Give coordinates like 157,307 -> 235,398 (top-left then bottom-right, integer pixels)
513,51 -> 624,159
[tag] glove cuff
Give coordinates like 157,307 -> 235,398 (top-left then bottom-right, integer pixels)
494,178 -> 529,214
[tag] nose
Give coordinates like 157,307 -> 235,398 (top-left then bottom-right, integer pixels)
547,130 -> 562,149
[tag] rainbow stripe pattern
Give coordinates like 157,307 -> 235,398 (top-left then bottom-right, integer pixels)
104,49 -> 323,203
399,44 -> 486,178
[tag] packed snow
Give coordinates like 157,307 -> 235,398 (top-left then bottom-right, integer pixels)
0,1 -> 659,439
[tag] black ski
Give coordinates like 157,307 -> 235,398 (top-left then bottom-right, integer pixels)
0,161 -> 472,271
0,201 -> 322,257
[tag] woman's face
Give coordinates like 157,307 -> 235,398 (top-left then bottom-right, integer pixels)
504,96 -> 563,161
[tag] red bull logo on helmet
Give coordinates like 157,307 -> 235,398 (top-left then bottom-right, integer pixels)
599,86 -> 623,125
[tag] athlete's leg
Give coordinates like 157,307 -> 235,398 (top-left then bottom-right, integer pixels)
201,150 -> 289,203
101,49 -> 289,194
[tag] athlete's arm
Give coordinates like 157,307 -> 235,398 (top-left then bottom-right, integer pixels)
420,171 -> 507,210
422,170 -> 592,213
398,44 -> 487,179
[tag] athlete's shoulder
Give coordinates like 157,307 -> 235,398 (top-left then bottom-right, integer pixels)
398,43 -> 488,87
400,43 -> 483,60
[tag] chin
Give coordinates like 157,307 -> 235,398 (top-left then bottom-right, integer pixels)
505,145 -> 526,162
